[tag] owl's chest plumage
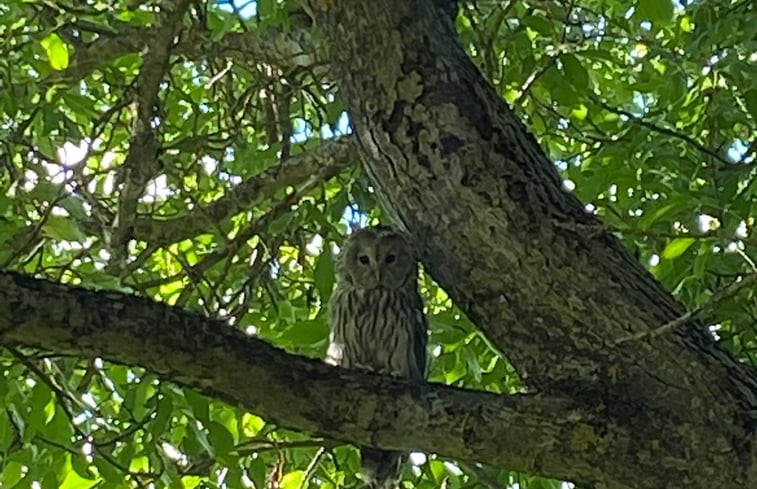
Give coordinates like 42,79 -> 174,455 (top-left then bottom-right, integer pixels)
328,285 -> 425,379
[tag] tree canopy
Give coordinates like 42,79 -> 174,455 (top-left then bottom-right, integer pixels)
0,1 -> 755,489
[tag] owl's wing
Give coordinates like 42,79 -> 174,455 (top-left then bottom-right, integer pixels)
327,287 -> 349,368
412,292 -> 429,379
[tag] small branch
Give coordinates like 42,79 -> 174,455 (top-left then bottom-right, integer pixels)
615,272 -> 757,345
42,22 -> 316,89
110,1 -> 192,258
298,446 -> 326,489
131,136 -> 358,246
595,99 -> 733,167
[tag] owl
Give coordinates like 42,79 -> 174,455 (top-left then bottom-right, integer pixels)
327,226 -> 428,489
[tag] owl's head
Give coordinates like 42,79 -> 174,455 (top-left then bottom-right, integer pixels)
336,226 -> 417,290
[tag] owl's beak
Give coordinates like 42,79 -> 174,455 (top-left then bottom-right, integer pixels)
374,269 -> 382,285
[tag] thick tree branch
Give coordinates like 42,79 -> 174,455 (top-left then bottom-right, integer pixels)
111,0 -> 192,260
301,1 -> 757,488
1,271 -> 622,487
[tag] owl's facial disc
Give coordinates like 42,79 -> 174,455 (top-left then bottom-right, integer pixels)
356,248 -> 383,288
343,227 -> 415,290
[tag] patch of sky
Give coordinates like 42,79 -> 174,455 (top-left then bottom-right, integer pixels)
341,203 -> 369,232
216,0 -> 257,18
320,111 -> 353,140
631,92 -> 652,116
290,117 -> 314,143
727,139 -> 751,163
295,111 -> 352,142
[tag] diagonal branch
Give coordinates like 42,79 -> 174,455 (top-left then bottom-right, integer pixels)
615,271 -> 757,344
594,99 -> 734,167
0,270 -> 629,488
130,136 -> 358,246
111,0 -> 193,261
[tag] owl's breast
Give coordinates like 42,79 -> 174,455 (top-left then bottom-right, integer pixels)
330,287 -> 424,379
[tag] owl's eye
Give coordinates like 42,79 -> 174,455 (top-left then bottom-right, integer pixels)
358,255 -> 370,264
385,254 -> 396,264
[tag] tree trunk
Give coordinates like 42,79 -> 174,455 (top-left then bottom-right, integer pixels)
302,1 -> 757,488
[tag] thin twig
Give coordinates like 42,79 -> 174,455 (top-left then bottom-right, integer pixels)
297,446 -> 326,489
594,99 -> 733,167
615,272 -> 757,345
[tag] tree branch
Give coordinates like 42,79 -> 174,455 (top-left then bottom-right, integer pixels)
111,0 -> 193,262
594,99 -> 734,167
301,1 -> 757,487
130,136 -> 358,246
43,22 -> 317,89
615,271 -> 757,344
0,270 -> 629,488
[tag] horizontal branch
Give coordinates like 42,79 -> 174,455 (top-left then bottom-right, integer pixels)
131,137 -> 358,245
0,271 -> 624,487
45,23 -> 317,89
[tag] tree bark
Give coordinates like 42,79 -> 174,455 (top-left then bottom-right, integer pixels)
0,271 -> 621,485
301,1 -> 757,488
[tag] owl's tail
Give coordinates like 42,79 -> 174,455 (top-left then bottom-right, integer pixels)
361,447 -> 401,489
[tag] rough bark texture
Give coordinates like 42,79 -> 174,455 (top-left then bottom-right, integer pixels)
0,271 -> 609,481
302,1 -> 757,488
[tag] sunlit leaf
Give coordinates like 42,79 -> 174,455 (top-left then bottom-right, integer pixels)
662,238 -> 696,260
279,470 -> 305,489
40,33 -> 69,70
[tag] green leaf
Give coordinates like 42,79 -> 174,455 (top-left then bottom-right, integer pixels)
70,454 -> 95,480
561,54 -> 589,91
637,199 -> 686,229
123,378 -> 154,421
42,216 -> 87,242
40,33 -> 70,70
523,16 -> 553,37
0,410 -> 14,452
692,244 -> 709,278
1,461 -> 25,487
28,182 -> 62,203
242,413 -> 266,437
188,422 -> 215,457
185,390 -> 210,425
661,237 -> 696,259
58,195 -> 89,220
59,456 -> 97,489
279,470 -> 305,489
150,395 -> 173,438
248,458 -> 267,489
744,89 -> 757,120
284,319 -> 329,346
93,457 -> 122,482
636,0 -> 674,27
207,421 -> 235,458
314,246 -> 335,302
27,382 -> 53,433
278,300 -> 296,324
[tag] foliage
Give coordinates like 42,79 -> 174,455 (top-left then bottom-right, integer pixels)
0,0 -> 754,488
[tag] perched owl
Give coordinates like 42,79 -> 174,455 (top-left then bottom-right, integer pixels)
327,226 -> 428,489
